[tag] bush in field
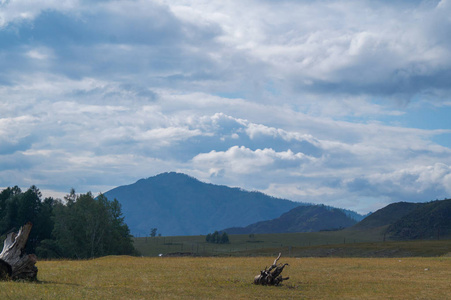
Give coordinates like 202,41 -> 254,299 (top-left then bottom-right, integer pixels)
206,231 -> 229,244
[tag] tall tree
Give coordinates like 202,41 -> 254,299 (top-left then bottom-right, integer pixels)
0,186 -> 22,235
51,191 -> 136,258
1,186 -> 137,259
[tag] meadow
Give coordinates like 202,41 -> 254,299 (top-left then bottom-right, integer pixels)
133,231 -> 451,258
1,256 -> 450,299
133,229 -> 385,257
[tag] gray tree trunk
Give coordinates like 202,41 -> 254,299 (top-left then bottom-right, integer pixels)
254,253 -> 289,286
0,222 -> 38,281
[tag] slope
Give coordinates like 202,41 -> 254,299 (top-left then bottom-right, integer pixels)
386,199 -> 451,240
103,172 -> 302,236
350,202 -> 422,230
224,204 -> 357,234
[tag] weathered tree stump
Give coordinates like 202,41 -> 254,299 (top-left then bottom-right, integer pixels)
254,253 -> 289,286
0,222 -> 38,281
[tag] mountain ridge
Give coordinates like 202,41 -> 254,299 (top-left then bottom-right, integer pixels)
103,173 -> 450,240
224,204 -> 358,234
351,202 -> 422,231
104,172 -> 304,236
348,198 -> 451,240
386,199 -> 451,240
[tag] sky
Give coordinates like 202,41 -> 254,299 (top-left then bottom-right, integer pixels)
1,0 -> 451,214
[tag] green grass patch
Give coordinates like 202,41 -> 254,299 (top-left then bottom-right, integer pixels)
134,229 -> 451,258
1,256 -> 450,299
134,229 -> 385,257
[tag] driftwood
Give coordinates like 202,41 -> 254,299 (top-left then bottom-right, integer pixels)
0,222 -> 38,281
254,253 -> 289,286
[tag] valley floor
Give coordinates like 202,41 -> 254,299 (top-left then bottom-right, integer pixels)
133,233 -> 451,258
1,256 -> 450,299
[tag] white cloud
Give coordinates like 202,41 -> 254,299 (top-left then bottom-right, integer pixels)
192,146 -> 313,174
0,0 -> 450,214
368,163 -> 451,196
161,0 -> 451,104
0,0 -> 78,27
26,47 -> 54,60
1,73 -> 450,212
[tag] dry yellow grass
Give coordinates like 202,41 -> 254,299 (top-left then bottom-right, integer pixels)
1,256 -> 450,299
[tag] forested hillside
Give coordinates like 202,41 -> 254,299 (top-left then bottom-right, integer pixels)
0,186 -> 136,258
224,205 -> 357,234
351,202 -> 423,230
348,198 -> 451,241
104,172 -> 303,236
386,199 -> 451,240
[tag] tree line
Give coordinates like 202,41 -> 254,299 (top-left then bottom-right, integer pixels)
205,231 -> 229,244
0,186 -> 137,259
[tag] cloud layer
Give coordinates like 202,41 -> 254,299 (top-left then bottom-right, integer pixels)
1,0 -> 450,213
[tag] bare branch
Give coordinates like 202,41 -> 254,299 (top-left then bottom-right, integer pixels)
254,253 -> 289,286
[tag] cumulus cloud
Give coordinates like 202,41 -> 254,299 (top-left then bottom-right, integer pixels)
0,0 -> 450,213
3,0 -> 450,108
192,145 -> 313,174
1,76 -> 450,212
0,0 -> 77,27
366,163 -> 451,198
163,0 -> 451,106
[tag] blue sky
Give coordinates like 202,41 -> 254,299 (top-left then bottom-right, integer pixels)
1,0 -> 451,213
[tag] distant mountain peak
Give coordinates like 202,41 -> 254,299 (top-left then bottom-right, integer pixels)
137,172 -> 199,183
104,172 -> 302,236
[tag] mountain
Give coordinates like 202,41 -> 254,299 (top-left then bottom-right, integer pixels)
351,202 -> 422,230
350,199 -> 451,240
103,172 -> 302,236
386,199 -> 451,240
224,204 -> 358,234
342,208 -> 370,222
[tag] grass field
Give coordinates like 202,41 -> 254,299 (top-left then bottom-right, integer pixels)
133,229 -> 386,257
1,256 -> 450,299
133,231 -> 451,258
